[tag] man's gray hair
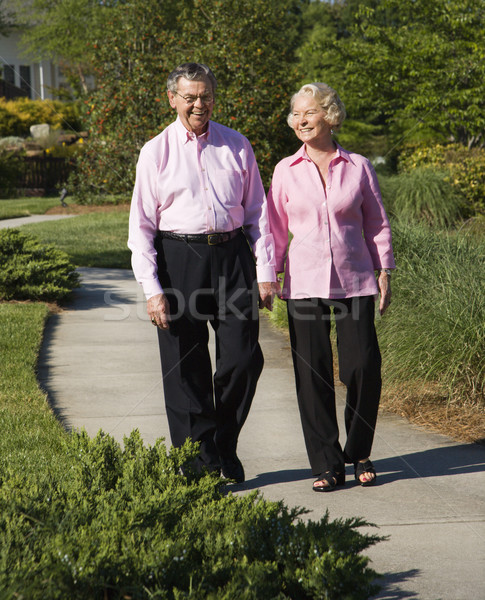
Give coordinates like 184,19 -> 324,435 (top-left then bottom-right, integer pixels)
167,63 -> 218,93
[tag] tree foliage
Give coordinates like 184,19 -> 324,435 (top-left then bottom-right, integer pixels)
298,0 -> 485,155
71,0 -> 306,199
0,0 -> 15,36
10,0 -> 117,95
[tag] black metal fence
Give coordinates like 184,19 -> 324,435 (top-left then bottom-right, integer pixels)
19,156 -> 73,194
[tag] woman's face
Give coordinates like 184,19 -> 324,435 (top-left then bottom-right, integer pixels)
291,95 -> 331,145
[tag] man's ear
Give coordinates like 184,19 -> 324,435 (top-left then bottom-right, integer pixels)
167,90 -> 177,109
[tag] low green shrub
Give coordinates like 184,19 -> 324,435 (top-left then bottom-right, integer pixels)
0,430 -> 381,599
0,98 -> 83,137
399,143 -> 485,216
381,168 -> 466,227
0,228 -> 79,301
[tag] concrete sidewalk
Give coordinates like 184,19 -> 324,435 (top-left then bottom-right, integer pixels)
37,267 -> 485,600
0,214 -> 76,229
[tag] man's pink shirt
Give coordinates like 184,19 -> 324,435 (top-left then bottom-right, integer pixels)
268,144 -> 395,299
128,117 -> 275,299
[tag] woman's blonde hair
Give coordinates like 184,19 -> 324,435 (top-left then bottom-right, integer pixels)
287,83 -> 346,131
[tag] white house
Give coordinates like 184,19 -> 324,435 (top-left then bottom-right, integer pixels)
0,29 -> 62,100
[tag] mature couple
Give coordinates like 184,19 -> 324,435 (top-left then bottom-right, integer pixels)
128,63 -> 395,492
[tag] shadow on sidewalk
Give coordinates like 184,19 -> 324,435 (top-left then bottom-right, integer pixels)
372,568 -> 421,599
237,442 -> 484,490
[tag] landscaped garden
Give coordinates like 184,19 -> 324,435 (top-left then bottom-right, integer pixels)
1,0 -> 484,596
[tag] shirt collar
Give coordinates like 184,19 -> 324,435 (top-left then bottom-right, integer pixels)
289,142 -> 354,167
174,116 -> 211,144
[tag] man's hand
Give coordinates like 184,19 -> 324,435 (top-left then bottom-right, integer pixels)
258,281 -> 281,311
377,271 -> 392,315
147,293 -> 171,329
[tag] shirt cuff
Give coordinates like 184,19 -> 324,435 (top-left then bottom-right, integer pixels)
256,264 -> 276,283
143,279 -> 164,300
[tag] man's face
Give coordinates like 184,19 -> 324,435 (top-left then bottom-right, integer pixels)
168,76 -> 214,136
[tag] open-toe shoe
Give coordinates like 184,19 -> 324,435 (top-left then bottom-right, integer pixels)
312,469 -> 345,493
354,459 -> 376,487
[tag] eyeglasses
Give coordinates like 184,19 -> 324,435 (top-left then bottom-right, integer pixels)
174,91 -> 214,105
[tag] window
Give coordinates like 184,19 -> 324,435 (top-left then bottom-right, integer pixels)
19,65 -> 31,98
3,64 -> 15,85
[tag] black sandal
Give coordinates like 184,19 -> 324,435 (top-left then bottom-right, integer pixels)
354,459 -> 377,487
313,469 -> 345,492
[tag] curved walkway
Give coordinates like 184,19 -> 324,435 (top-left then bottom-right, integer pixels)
34,266 -> 485,600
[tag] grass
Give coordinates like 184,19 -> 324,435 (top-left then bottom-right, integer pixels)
379,168 -> 466,227
379,222 -> 484,403
22,208 -> 131,268
0,196 -> 62,219
0,303 -> 68,478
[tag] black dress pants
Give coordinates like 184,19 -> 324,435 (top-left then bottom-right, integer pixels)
287,296 -> 381,476
155,231 -> 263,471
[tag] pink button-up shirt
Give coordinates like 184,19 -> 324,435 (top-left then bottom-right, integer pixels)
128,117 -> 275,299
267,144 -> 395,299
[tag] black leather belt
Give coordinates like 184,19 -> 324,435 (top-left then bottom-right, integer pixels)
158,228 -> 241,245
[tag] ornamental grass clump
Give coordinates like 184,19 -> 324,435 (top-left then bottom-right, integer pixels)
0,430 -> 383,599
382,167 -> 466,227
377,222 -> 484,407
0,228 -> 79,301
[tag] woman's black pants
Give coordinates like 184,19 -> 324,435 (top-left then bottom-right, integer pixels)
287,296 -> 381,476
155,232 -> 263,472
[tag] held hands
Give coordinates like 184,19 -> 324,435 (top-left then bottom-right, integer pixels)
148,293 -> 171,329
377,271 -> 392,315
149,281 -> 283,325
258,281 -> 282,311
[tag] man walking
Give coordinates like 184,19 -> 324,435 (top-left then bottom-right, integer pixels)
128,63 -> 277,482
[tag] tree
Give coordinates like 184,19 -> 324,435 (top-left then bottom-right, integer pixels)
10,0 -> 116,96
0,0 -> 16,37
72,0 -> 307,198
297,0 -> 485,155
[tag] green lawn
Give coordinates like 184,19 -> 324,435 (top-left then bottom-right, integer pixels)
0,303 -> 68,478
22,209 -> 131,269
0,197 -> 62,219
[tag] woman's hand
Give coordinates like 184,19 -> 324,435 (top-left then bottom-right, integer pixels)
378,271 -> 392,315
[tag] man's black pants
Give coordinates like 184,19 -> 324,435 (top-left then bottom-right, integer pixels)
287,296 -> 381,476
155,231 -> 263,471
